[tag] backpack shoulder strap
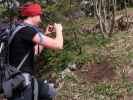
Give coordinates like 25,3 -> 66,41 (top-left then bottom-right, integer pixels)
17,51 -> 30,70
15,24 -> 36,70
8,25 -> 27,45
9,23 -> 38,70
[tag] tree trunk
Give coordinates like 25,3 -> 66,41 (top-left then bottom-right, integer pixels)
93,0 -> 116,37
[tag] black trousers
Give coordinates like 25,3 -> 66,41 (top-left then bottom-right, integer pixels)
8,80 -> 54,100
7,71 -> 55,100
8,85 -> 33,100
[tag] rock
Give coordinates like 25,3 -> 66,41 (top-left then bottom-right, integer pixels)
60,68 -> 71,79
68,63 -> 77,71
127,68 -> 133,81
80,0 -> 94,17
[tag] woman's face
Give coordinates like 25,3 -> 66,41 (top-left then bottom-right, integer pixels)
32,15 -> 41,26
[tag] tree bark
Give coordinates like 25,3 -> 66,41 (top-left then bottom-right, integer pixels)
93,0 -> 116,37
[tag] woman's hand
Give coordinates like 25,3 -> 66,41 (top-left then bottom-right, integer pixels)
45,24 -> 55,35
54,23 -> 63,33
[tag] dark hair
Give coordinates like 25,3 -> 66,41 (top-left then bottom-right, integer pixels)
18,15 -> 28,20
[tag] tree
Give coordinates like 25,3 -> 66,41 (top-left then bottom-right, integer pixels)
91,0 -> 117,37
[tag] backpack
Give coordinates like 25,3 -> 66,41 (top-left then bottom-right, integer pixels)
0,21 -> 31,98
0,21 -> 56,100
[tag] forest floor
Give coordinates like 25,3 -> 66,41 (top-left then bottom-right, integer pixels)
53,8 -> 133,100
54,31 -> 133,100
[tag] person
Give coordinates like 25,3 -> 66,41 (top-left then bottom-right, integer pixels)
8,2 -> 63,100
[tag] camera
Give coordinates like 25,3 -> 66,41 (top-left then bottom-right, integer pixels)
48,25 -> 54,32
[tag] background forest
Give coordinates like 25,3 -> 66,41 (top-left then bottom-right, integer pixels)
1,0 -> 133,100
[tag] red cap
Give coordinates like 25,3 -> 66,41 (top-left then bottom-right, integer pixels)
20,3 -> 42,17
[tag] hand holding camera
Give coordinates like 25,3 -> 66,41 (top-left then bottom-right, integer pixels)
45,24 -> 55,35
54,23 -> 63,33
45,23 -> 63,35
